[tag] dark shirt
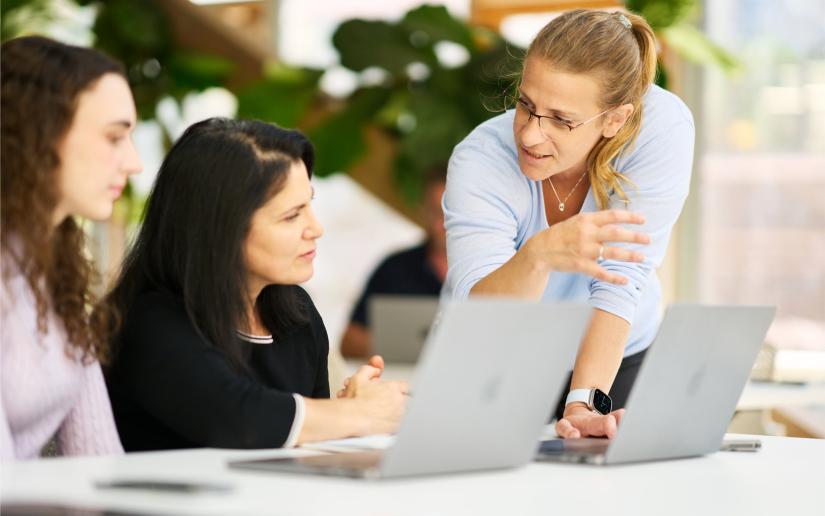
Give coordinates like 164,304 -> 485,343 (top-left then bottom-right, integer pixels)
350,242 -> 442,327
105,287 -> 329,452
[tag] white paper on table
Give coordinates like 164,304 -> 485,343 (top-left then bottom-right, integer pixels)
299,434 -> 396,453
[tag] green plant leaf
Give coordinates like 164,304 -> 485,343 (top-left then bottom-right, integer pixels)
1,0 -> 39,16
166,52 -> 234,94
393,94 -> 472,202
308,87 -> 392,176
1,0 -> 53,41
333,19 -> 427,75
262,62 -> 324,85
236,65 -> 322,127
460,41 -> 524,123
655,59 -> 669,90
374,89 -> 412,130
399,4 -> 474,51
626,0 -> 697,30
92,0 -> 170,60
236,81 -> 314,128
662,22 -> 739,73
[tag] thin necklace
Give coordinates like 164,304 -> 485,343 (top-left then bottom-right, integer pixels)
546,171 -> 588,212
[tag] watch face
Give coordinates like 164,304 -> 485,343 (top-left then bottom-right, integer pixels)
592,389 -> 613,415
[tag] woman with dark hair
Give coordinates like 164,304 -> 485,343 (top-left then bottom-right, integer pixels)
104,118 -> 407,451
1,36 -> 142,460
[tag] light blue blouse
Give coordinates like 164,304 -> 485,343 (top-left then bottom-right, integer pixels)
442,85 -> 695,356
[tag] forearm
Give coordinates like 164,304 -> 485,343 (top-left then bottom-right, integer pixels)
297,398 -> 370,444
469,237 -> 550,299
569,309 -> 631,394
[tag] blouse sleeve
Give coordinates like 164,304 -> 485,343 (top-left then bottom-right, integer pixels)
1,283 -> 16,460
442,135 -> 532,300
57,361 -> 124,456
0,398 -> 15,461
588,115 -> 695,323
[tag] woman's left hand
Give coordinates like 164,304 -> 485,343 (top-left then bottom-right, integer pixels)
556,404 -> 626,439
337,355 -> 385,398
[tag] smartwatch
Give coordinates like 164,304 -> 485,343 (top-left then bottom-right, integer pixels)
565,388 -> 612,415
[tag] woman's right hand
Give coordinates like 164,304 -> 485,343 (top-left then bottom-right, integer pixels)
336,354 -> 385,398
337,357 -> 408,435
529,209 -> 650,285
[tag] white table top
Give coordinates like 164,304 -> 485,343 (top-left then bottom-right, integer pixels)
2,433 -> 823,516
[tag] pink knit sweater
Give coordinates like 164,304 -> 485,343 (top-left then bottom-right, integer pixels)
1,260 -> 123,461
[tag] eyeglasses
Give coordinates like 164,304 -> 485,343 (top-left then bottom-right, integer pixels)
514,96 -> 612,138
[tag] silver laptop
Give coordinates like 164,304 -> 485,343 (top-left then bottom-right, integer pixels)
535,304 -> 775,465
370,295 -> 439,363
230,300 -> 591,479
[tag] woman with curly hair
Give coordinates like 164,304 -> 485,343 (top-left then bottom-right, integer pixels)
1,36 -> 142,460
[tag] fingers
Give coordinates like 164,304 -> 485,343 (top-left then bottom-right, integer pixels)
555,418 -> 581,439
367,355 -> 385,372
558,410 -> 624,439
339,365 -> 382,397
597,225 -> 650,247
578,261 -> 629,285
578,413 -> 618,439
340,370 -> 407,400
584,241 -> 645,264
354,364 -> 382,382
590,209 -> 646,226
600,245 -> 645,264
593,413 -> 618,439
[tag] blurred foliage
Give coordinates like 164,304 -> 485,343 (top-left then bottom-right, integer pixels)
2,0 -> 735,204
76,0 -> 234,121
235,63 -> 323,129
627,0 -> 695,28
307,1 -> 737,201
1,0 -> 53,40
627,0 -> 739,88
310,4 -> 523,202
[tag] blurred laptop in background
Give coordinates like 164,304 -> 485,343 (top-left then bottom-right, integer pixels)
369,295 -> 439,364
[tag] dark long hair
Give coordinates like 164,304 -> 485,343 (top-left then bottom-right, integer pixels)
1,36 -> 124,364
104,118 -> 315,371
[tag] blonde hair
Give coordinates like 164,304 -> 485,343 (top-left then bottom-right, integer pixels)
526,10 -> 658,209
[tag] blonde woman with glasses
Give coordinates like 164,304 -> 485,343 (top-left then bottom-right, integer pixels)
443,10 -> 694,439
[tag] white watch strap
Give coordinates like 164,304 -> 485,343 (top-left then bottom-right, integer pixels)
565,389 -> 591,407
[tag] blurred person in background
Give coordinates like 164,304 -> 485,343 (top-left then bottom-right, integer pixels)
340,166 -> 447,358
1,36 -> 142,460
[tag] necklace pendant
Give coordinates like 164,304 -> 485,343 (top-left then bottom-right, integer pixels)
559,203 -> 565,212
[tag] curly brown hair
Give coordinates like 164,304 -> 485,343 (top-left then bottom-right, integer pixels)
1,36 -> 125,365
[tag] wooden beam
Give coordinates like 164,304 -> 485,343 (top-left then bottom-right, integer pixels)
470,0 -> 622,31
154,0 -> 276,89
